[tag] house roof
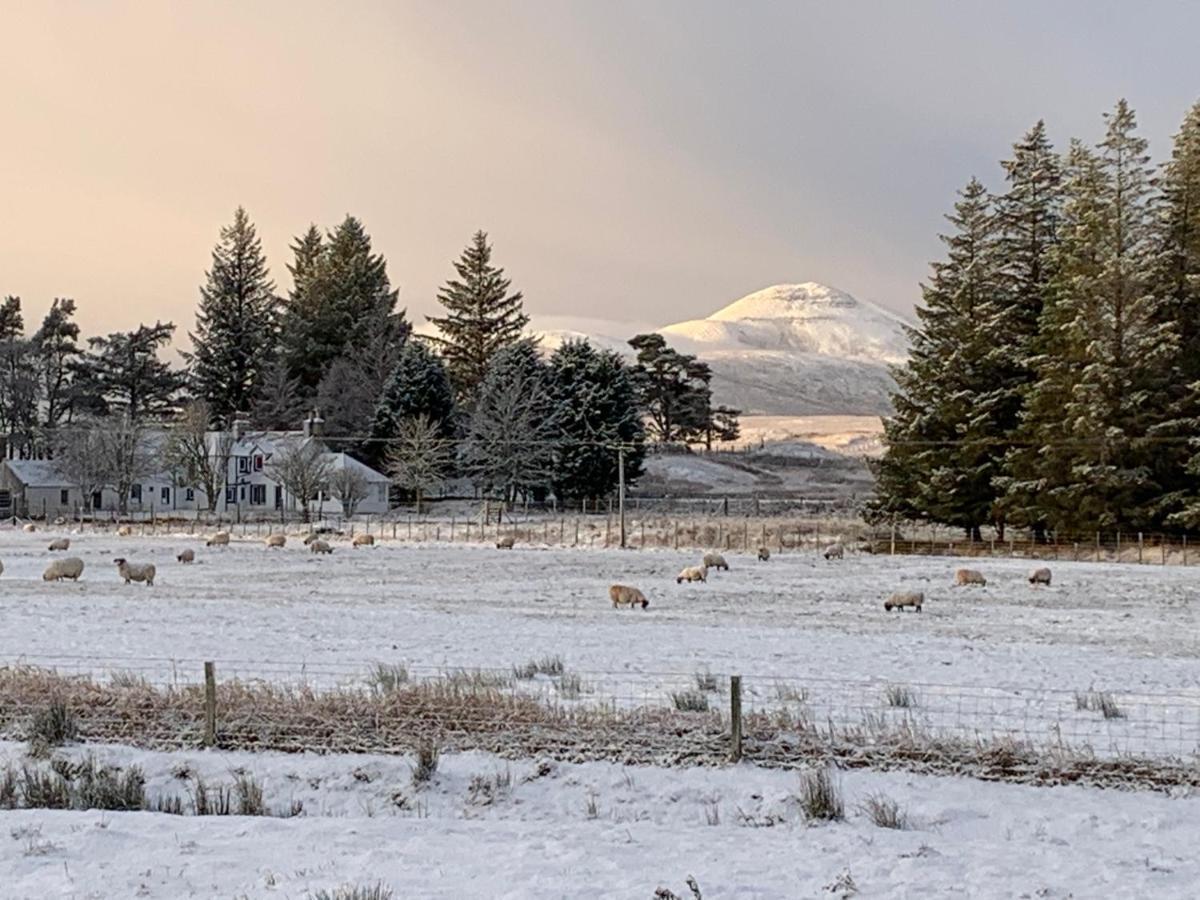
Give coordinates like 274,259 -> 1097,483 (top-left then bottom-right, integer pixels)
5,459 -> 74,488
332,452 -> 391,483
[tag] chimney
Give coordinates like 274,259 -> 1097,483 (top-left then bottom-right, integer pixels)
231,411 -> 249,442
303,409 -> 324,438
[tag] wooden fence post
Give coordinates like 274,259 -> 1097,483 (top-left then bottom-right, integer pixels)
1137,532 -> 1143,564
1184,534 -> 1189,566
729,675 -> 743,763
203,662 -> 217,748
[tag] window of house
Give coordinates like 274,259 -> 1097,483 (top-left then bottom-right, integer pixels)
254,455 -> 264,471
237,457 -> 249,474
131,484 -> 142,502
240,486 -> 246,501
250,484 -> 266,505
60,489 -> 70,505
0,490 -> 12,508
377,484 -> 387,502
225,486 -> 235,504
185,488 -> 194,502
161,487 -> 170,504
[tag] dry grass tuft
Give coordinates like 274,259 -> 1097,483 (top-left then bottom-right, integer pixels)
858,792 -> 908,829
797,767 -> 844,822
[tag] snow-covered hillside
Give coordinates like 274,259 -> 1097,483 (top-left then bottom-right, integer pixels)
530,282 -> 911,416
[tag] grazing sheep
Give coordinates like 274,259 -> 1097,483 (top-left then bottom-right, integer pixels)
43,557 -> 84,582
823,542 -> 844,560
352,533 -> 375,548
117,525 -> 134,537
757,546 -> 771,562
206,531 -> 230,547
954,568 -> 987,587
309,539 -> 333,554
702,552 -> 728,571
177,549 -> 195,564
496,535 -> 515,550
265,534 -> 286,549
47,538 -> 70,552
302,532 -> 319,545
22,523 -> 36,533
884,591 -> 924,613
609,584 -> 649,609
114,558 -> 155,586
1028,567 -> 1052,586
676,565 -> 708,584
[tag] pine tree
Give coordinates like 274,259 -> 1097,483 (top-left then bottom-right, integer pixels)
249,358 -> 306,431
0,297 -> 38,456
366,340 -> 456,467
628,333 -> 714,445
547,339 -> 644,503
185,207 -> 279,423
461,340 -> 557,501
33,298 -> 82,432
1152,102 -> 1200,525
79,322 -> 185,421
1013,103 -> 1173,532
277,217 -> 408,395
869,178 -> 1006,538
426,231 -> 529,401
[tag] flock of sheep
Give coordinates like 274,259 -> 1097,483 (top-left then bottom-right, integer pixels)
605,537 -> 1055,614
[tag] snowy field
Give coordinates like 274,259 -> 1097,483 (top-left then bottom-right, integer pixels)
3,741 -> 1200,899
3,527 -> 1200,896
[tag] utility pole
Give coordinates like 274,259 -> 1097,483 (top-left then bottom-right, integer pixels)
618,445 -> 627,549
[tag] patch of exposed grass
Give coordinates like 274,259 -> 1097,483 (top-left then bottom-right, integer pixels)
308,883 -> 395,900
513,655 -> 565,679
555,672 -> 584,700
797,767 -> 844,822
466,768 -> 512,807
1076,691 -> 1124,719
411,742 -> 439,786
694,669 -> 720,693
367,663 -> 409,695
670,690 -> 710,713
27,701 -> 78,754
444,669 -> 512,691
883,685 -> 918,709
858,792 -> 908,829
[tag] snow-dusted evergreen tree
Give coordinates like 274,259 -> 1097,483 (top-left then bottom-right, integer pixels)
426,231 -> 529,401
366,340 -> 456,467
33,298 -> 82,433
1154,102 -> 1200,525
628,333 -> 714,445
547,339 -> 643,504
1012,103 -> 1173,532
185,207 -> 279,423
869,178 -> 1005,538
0,296 -> 38,456
249,358 -> 306,431
277,217 -> 408,395
78,322 -> 184,421
460,341 -> 557,501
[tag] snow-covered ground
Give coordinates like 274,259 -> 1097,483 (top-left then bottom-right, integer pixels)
2,741 -> 1199,899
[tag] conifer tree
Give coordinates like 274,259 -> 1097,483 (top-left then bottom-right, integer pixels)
870,178 -> 1005,538
366,340 -> 456,467
547,339 -> 644,503
186,207 -> 279,423
628,333 -> 714,445
426,231 -> 529,401
33,298 -> 82,434
79,322 -> 184,421
249,358 -> 306,431
1011,103 -> 1173,532
277,217 -> 408,395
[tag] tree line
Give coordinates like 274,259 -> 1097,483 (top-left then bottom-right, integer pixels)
871,99 -> 1200,539
4,211 -> 739,511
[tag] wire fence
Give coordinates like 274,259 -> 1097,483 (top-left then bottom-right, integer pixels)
3,654 -> 1200,790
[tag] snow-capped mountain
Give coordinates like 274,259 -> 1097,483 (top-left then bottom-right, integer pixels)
533,283 -> 911,416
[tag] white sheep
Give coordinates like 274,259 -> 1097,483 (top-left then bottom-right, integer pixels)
48,537 -> 71,552
310,539 -> 333,554
496,535 -> 515,550
676,565 -> 708,584
23,523 -> 36,533
302,532 -> 319,545
114,557 -> 155,586
1028,567 -> 1052,586
884,591 -> 923,613
43,557 -> 84,582
954,568 -> 987,586
265,534 -> 286,549
609,584 -> 649,609
116,525 -> 133,537
352,533 -> 375,548
757,546 -> 771,562
702,552 -> 728,571
177,548 -> 195,564
823,542 -> 844,560
206,531 -> 230,547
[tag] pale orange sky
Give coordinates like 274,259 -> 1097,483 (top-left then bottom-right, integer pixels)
2,1 -> 1197,347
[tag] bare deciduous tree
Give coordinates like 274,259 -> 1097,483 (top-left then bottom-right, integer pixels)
329,458 -> 370,517
162,400 -> 232,511
266,437 -> 333,522
54,425 -> 109,514
96,416 -> 152,515
386,415 -> 452,513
